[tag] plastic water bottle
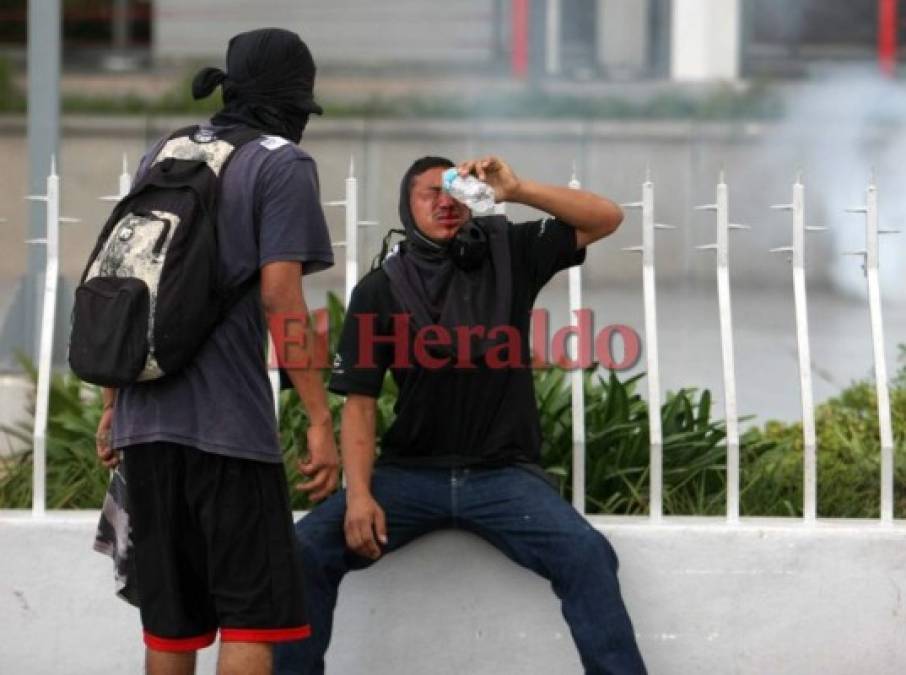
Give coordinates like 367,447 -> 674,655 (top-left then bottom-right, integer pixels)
442,167 -> 496,213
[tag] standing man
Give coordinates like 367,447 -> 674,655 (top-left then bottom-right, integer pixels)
275,156 -> 646,674
94,29 -> 339,675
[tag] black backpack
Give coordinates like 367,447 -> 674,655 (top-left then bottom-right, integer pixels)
69,125 -> 261,387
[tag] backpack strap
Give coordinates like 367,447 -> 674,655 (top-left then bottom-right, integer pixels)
208,126 -> 269,318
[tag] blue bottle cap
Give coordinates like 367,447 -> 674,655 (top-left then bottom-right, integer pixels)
441,167 -> 459,192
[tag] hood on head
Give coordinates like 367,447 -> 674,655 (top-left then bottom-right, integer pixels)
398,156 -> 455,251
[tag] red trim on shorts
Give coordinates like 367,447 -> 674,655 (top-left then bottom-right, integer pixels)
220,625 -> 312,643
143,630 -> 217,652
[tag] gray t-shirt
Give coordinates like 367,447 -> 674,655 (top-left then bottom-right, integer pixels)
112,127 -> 334,463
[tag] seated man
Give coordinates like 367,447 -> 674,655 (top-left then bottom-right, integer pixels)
276,156 -> 646,674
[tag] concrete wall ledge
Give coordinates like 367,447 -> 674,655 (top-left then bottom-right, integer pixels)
2,511 -> 905,674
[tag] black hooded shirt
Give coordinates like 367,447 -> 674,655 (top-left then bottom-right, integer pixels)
329,217 -> 586,468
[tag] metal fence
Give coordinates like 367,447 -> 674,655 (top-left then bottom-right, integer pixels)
11,155 -> 900,524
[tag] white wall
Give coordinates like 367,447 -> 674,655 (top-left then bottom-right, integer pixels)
2,512 -> 905,674
671,0 -> 741,81
152,0 -> 497,66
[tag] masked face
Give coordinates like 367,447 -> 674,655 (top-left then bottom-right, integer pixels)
408,167 -> 471,242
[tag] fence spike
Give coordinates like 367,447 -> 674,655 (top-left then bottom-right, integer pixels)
568,160 -> 580,190
348,155 -> 356,179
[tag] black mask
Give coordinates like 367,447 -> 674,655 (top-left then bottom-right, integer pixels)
449,220 -> 489,271
191,28 -> 323,144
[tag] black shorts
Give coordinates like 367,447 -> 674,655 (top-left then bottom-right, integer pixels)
123,442 -> 308,652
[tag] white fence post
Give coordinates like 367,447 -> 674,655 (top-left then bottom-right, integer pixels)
567,165 -> 585,514
770,174 -> 825,522
695,171 -> 748,523
100,154 -> 131,204
325,157 -> 379,306
845,177 -> 899,523
25,157 -> 79,516
622,169 -> 674,521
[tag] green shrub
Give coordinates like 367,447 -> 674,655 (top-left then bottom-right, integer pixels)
740,372 -> 906,518
0,357 -> 109,508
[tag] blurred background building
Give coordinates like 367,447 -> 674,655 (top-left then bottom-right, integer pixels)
0,1 -> 900,79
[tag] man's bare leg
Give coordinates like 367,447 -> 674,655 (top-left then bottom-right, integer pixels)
146,649 -> 196,675
217,642 -> 272,675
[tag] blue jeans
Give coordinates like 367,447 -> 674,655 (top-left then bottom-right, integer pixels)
274,466 -> 646,675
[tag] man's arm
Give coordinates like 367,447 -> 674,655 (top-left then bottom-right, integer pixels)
96,387 -> 118,468
457,156 -> 623,248
262,260 -> 339,502
340,394 -> 387,560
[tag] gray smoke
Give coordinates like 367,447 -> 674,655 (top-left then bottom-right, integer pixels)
771,64 -> 906,305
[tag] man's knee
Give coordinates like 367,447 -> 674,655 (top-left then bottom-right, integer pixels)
569,524 -> 620,575
293,501 -> 345,570
294,521 -> 321,565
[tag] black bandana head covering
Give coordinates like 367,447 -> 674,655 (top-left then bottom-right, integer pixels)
397,156 -> 455,256
192,28 -> 323,144
383,156 -> 512,361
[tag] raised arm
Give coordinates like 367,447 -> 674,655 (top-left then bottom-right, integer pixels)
456,156 -> 623,248
340,393 -> 387,560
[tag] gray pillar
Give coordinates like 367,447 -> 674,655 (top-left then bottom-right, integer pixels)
24,0 -> 61,361
545,0 -> 562,75
112,0 -> 129,52
597,0 -> 650,78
